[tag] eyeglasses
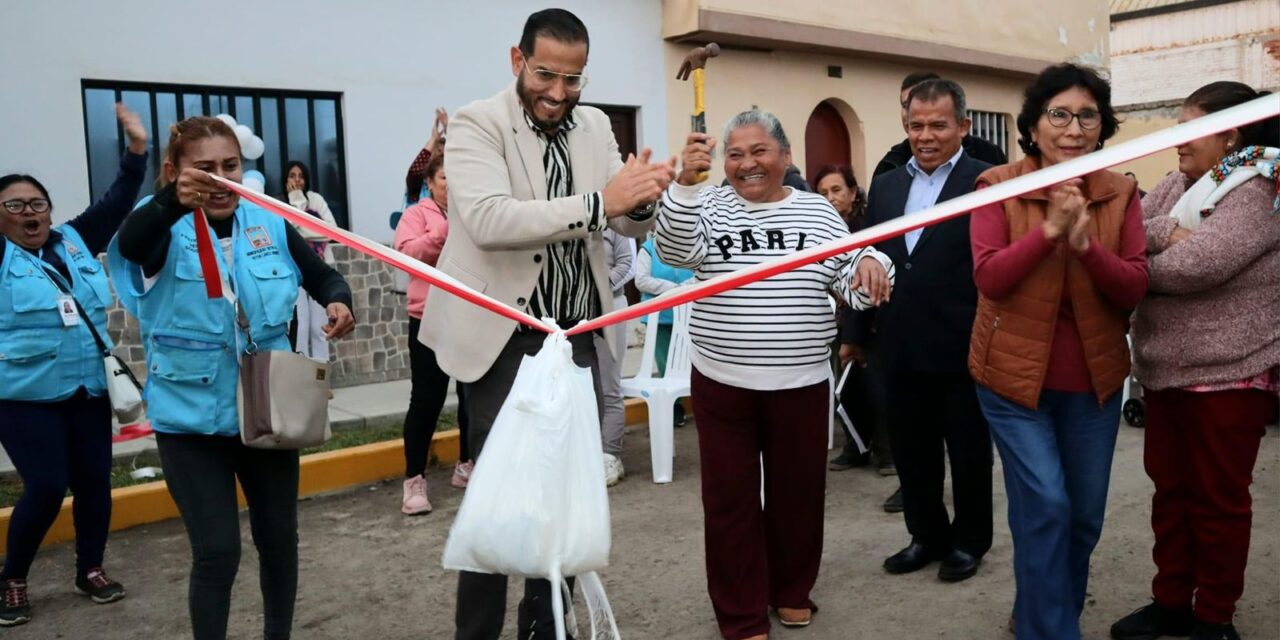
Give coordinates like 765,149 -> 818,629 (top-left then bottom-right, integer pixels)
2,198 -> 51,214
1043,107 -> 1102,130
523,61 -> 588,92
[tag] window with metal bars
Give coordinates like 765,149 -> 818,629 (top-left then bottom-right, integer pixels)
80,80 -> 349,229
967,110 -> 1010,158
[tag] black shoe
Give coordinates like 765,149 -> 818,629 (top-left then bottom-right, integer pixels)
0,579 -> 30,627
674,403 -> 687,428
883,487 -> 904,513
74,568 -> 126,604
938,549 -> 982,582
829,445 -> 870,471
877,461 -> 898,476
883,542 -> 947,574
1191,620 -> 1240,640
1110,602 -> 1195,639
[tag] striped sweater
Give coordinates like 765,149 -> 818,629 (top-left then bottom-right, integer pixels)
656,183 -> 894,391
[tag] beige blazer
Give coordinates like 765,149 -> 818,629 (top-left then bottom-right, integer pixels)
420,82 -> 654,382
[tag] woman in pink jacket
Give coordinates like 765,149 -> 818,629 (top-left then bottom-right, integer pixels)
393,152 -> 471,515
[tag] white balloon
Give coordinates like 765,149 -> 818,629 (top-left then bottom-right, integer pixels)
243,135 -> 265,160
215,113 -> 237,128
242,175 -> 265,194
233,124 -> 253,149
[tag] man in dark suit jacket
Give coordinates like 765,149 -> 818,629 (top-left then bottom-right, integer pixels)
860,79 -> 994,583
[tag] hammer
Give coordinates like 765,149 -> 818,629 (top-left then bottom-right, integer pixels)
676,42 -> 720,182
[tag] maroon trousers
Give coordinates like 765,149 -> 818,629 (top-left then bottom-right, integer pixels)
1144,387 -> 1278,624
691,368 -> 829,640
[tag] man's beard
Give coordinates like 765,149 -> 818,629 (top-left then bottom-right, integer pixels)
516,74 -> 578,132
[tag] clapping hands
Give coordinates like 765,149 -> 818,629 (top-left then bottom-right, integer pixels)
1044,179 -> 1094,253
602,148 -> 677,218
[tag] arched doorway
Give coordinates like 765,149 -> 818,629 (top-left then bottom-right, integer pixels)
804,100 -> 851,188
803,99 -> 866,190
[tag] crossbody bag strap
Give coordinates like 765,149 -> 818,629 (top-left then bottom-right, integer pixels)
37,263 -> 112,358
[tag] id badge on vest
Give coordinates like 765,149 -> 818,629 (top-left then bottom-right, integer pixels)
57,294 -> 79,326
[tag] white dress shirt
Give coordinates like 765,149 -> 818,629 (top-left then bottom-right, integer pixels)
903,146 -> 965,254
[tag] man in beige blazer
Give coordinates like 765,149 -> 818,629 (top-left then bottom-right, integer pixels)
420,9 -> 674,640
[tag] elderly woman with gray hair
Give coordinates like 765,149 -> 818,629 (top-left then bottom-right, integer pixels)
656,110 -> 894,640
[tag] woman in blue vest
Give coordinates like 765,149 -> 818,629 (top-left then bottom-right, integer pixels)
109,116 -> 353,640
0,104 -> 148,627
634,235 -> 694,425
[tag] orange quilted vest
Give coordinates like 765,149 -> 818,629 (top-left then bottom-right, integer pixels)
968,157 -> 1136,409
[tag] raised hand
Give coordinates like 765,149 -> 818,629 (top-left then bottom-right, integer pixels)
175,169 -> 225,211
677,132 -> 717,186
602,148 -> 677,218
435,107 -> 449,136
426,107 -> 448,152
117,103 -> 148,155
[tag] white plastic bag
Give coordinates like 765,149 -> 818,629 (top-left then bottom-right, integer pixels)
442,331 -> 620,640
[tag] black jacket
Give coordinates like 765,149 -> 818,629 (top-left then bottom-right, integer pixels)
853,151 -> 991,374
873,135 -> 1006,179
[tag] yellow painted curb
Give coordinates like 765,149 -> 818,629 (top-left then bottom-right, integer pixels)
0,396 -> 686,553
0,430 -> 460,555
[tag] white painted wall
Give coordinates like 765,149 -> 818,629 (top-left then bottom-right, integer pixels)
0,0 -> 667,243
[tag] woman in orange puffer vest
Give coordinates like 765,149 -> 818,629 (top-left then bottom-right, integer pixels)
967,63 -> 1149,640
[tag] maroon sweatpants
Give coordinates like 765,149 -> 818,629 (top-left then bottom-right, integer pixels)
1144,387 -> 1278,624
692,368 -> 829,640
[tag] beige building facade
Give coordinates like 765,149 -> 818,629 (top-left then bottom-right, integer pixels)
661,0 -> 1113,187
1108,0 -> 1280,188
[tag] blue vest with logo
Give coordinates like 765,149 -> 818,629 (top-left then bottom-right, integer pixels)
108,201 -> 301,437
640,239 -> 693,326
0,226 -> 113,402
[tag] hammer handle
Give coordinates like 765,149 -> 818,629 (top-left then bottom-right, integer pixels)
691,68 -> 709,182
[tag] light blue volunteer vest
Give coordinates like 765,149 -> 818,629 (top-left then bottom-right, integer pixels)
640,239 -> 693,326
108,201 -> 300,437
0,227 -> 114,402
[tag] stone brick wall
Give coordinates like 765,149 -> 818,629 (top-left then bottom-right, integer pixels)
103,243 -> 412,389
327,244 -> 412,386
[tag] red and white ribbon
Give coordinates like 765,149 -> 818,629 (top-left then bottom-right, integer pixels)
567,93 -> 1278,336
212,93 -> 1277,336
209,176 -> 557,333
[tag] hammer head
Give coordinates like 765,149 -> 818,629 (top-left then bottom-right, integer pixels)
676,42 -> 721,81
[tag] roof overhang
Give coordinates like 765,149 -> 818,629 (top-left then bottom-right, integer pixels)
666,8 -> 1054,79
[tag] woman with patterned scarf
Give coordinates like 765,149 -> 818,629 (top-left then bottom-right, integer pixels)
1112,82 -> 1279,640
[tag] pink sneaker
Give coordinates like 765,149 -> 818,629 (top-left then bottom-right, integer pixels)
451,461 -> 474,489
401,475 -> 431,515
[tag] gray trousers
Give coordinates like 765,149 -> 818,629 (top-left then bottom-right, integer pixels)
595,294 -> 629,456
455,329 -> 603,640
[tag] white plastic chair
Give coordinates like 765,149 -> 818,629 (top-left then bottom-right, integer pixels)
621,303 -> 692,484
